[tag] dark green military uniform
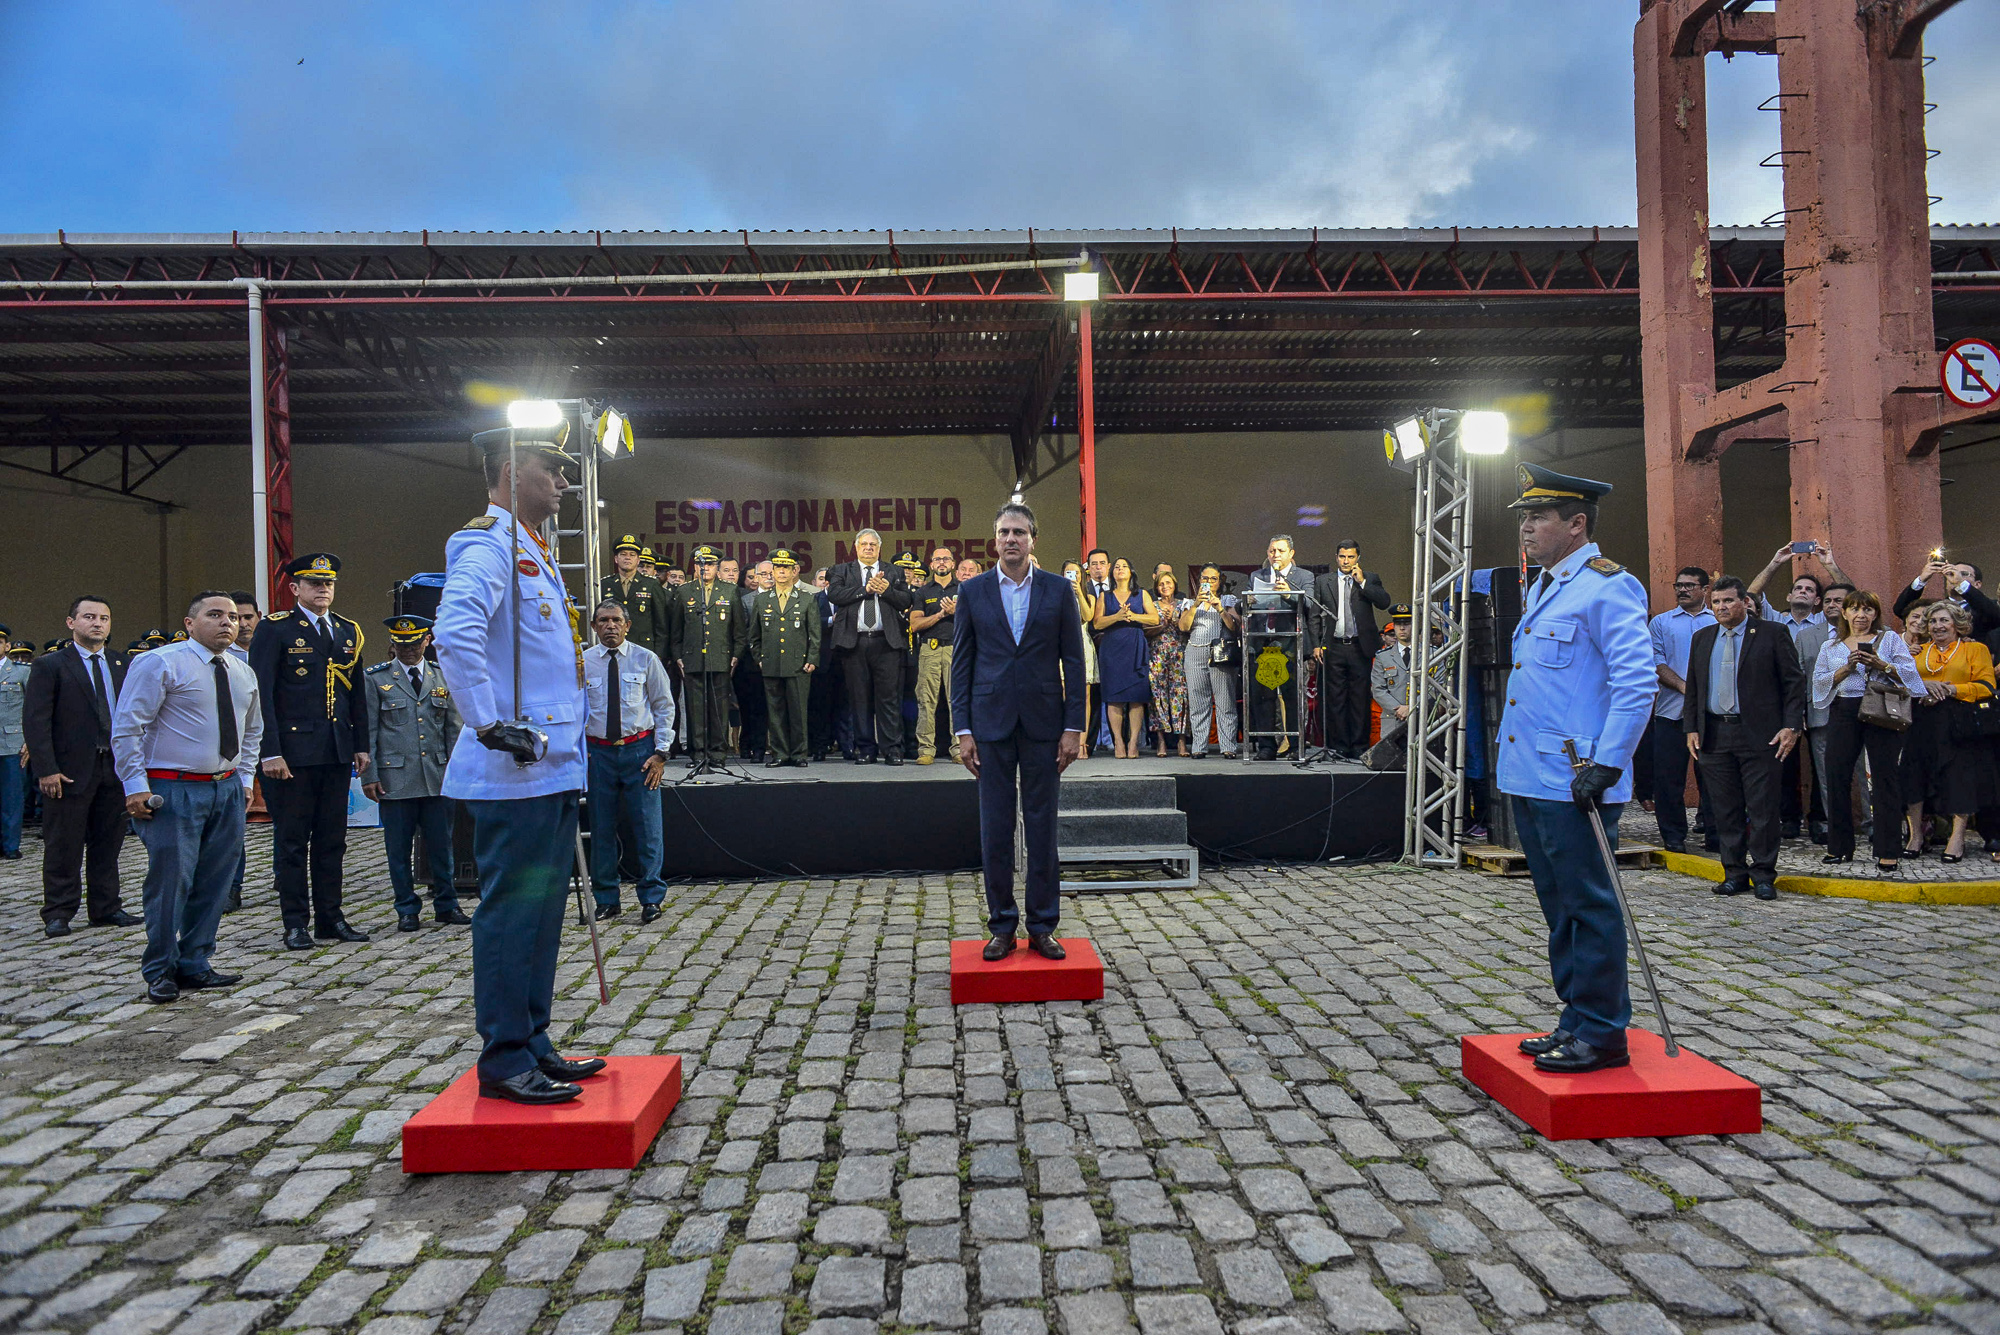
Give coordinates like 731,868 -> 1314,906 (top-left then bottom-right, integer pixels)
748,550 -> 822,766
668,545 -> 744,766
600,535 -> 671,660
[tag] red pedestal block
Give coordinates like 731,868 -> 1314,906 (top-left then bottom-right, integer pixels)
950,939 -> 1104,1005
402,1055 -> 682,1174
1461,1030 -> 1760,1141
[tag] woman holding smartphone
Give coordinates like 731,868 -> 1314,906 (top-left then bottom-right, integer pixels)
1812,591 -> 1924,871
1180,565 -> 1241,758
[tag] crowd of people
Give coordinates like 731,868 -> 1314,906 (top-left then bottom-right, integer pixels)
1636,542 -> 2000,894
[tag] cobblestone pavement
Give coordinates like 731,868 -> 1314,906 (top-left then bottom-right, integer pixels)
8,825 -> 2000,1335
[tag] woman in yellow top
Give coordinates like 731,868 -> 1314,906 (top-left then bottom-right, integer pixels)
1899,602 -> 1998,862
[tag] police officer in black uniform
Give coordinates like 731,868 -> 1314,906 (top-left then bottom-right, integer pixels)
250,553 -> 372,950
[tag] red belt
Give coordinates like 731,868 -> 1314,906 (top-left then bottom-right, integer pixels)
147,768 -> 232,782
588,730 -> 655,748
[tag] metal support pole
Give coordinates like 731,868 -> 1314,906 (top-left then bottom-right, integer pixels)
1077,303 -> 1096,557
243,280 -> 269,611
1403,417 -> 1474,868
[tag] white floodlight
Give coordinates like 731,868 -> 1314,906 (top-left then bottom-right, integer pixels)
596,407 -> 634,457
1063,269 -> 1100,302
1460,410 -> 1510,455
506,399 -> 565,429
1394,416 -> 1427,458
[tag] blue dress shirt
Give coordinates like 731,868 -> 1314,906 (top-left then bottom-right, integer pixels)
1647,605 -> 1714,720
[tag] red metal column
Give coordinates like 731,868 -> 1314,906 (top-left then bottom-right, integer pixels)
1635,0 -> 1725,605
1077,303 -> 1097,556
265,321 -> 295,611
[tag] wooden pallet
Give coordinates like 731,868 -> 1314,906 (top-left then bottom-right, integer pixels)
1462,842 -> 1661,877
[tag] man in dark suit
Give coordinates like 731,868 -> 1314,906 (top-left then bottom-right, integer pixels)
1894,554 -> 2000,643
952,502 -> 1086,961
250,553 -> 372,949
827,528 -> 913,764
24,594 -> 139,936
1682,575 -> 1805,900
1310,539 -> 1394,759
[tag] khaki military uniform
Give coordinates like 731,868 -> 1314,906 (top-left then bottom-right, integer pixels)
600,571 -> 671,661
748,587 -> 821,764
669,579 -> 744,764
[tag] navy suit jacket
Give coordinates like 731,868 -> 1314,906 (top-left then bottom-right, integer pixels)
950,566 -> 1087,742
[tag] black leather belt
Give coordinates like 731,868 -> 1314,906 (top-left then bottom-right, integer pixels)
1709,713 -> 1742,723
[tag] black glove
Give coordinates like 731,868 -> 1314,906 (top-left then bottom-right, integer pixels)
477,721 -> 548,766
1570,761 -> 1621,810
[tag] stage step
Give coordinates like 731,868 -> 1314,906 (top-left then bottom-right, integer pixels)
1056,776 -> 1198,892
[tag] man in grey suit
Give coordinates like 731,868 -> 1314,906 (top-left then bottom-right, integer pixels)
1370,605 -> 1415,738
362,616 -> 467,932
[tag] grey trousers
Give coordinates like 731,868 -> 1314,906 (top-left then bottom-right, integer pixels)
1185,644 -> 1240,757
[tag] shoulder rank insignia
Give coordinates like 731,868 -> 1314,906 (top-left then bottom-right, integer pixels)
1586,557 -> 1624,576
267,610 -> 291,621
367,661 -> 389,673
463,516 -> 497,530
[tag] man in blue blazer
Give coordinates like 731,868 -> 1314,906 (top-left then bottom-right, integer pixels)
951,502 -> 1086,960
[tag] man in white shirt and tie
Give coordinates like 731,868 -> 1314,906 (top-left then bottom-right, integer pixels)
112,591 -> 263,1004
582,600 -> 675,923
827,528 -> 913,764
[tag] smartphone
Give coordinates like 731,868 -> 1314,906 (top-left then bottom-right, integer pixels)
1790,540 -> 1815,554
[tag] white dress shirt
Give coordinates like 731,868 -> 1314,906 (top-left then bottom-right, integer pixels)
999,566 -> 1033,642
858,562 -> 883,632
75,645 -> 118,714
111,639 -> 264,794
583,640 -> 676,751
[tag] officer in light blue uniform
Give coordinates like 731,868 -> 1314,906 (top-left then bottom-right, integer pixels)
1496,463 -> 1655,1074
433,420 -> 607,1106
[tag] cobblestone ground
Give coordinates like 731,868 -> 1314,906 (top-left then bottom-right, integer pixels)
7,825 -> 2000,1335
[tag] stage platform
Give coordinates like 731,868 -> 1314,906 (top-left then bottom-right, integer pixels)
651,753 -> 1403,879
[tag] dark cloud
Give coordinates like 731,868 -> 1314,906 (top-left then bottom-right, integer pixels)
0,0 -> 1991,233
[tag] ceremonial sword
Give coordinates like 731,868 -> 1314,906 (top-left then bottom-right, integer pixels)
506,427 -> 611,1006
1562,740 -> 1679,1057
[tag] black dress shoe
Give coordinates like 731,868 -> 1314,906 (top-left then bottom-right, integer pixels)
983,935 -> 1016,962
1255,746 -> 1277,762
284,928 -> 315,951
640,904 -> 663,924
1518,1029 -> 1573,1056
884,755 -> 903,766
1715,878 -> 1750,896
856,754 -> 876,764
398,913 -> 421,933
1027,933 -> 1066,960
766,756 -> 781,767
595,903 -> 622,921
44,919 -> 72,938
538,1055 -> 608,1081
1660,840 -> 1687,854
0,850 -> 20,860
788,758 -> 809,767
478,1069 -> 582,1105
146,977 -> 179,1004
435,906 -> 472,925
175,969 -> 241,990
315,920 -> 369,943
1753,882 -> 1778,901
223,892 -> 242,913
90,910 -> 141,928
1532,1037 -> 1630,1073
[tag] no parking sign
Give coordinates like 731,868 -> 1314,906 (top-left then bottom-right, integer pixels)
1941,338 -> 2000,409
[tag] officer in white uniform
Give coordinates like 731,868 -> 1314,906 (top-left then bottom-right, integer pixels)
1496,463 -> 1655,1074
432,420 -> 606,1106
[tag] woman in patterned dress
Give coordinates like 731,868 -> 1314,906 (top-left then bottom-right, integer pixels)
1147,569 -> 1191,756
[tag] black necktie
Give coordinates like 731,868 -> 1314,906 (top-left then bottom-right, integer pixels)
605,648 -> 621,739
88,654 -> 111,732
1537,570 -> 1554,603
213,656 -> 238,761
318,616 -> 336,654
409,666 -> 423,696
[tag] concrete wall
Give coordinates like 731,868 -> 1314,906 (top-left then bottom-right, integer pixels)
5,426 -> 1993,649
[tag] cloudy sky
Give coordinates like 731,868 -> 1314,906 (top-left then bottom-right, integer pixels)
2,0 -> 1994,235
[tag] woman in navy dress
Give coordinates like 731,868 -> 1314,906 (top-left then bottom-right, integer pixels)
1092,557 -> 1160,757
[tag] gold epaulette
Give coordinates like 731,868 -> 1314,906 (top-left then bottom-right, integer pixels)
1586,557 -> 1624,576
463,516 -> 497,530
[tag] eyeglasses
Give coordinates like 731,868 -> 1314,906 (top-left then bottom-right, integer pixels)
1672,582 -> 1704,590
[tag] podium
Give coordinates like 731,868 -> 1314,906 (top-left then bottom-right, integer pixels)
949,939 -> 1104,1005
402,1056 -> 682,1173
1461,1031 -> 1759,1141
